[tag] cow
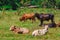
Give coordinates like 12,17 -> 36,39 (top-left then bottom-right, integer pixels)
56,22 -> 60,27
43,22 -> 57,28
19,13 -> 35,23
32,25 -> 48,36
9,25 -> 30,34
35,13 -> 54,26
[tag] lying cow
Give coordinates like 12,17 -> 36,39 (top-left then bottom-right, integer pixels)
43,22 -> 57,28
35,13 -> 54,26
32,25 -> 48,36
19,13 -> 35,23
56,22 -> 60,27
9,25 -> 30,34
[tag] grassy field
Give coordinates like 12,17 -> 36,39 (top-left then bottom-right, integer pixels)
0,8 -> 60,40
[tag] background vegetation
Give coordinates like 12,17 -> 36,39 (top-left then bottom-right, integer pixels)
0,0 -> 60,10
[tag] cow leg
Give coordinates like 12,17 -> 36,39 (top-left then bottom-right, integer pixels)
24,18 -> 27,22
23,19 -> 26,22
24,20 -> 26,22
39,20 -> 43,26
32,18 -> 36,23
51,18 -> 54,23
51,15 -> 54,23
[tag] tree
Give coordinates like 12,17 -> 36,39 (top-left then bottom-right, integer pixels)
48,0 -> 56,8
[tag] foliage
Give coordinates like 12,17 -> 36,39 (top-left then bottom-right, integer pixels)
0,0 -> 60,10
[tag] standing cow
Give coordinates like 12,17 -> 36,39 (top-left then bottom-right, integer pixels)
35,13 -> 54,26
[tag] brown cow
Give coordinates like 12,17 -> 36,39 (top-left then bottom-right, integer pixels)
56,23 -> 60,27
9,25 -> 30,34
19,13 -> 35,23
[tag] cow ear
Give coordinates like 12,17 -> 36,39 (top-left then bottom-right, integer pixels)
14,26 -> 16,29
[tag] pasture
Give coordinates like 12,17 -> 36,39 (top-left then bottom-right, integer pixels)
0,8 -> 60,40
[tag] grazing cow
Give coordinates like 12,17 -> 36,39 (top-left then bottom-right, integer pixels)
32,25 -> 48,36
9,25 -> 30,34
19,13 -> 35,22
35,13 -> 54,26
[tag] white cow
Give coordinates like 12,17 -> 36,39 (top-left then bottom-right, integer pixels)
9,25 -> 30,34
32,25 -> 48,36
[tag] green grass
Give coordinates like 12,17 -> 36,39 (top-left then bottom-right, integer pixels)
0,8 -> 60,40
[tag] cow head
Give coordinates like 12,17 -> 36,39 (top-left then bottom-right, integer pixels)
19,17 -> 25,21
9,25 -> 16,31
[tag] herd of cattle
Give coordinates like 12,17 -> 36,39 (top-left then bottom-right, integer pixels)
10,13 -> 60,36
